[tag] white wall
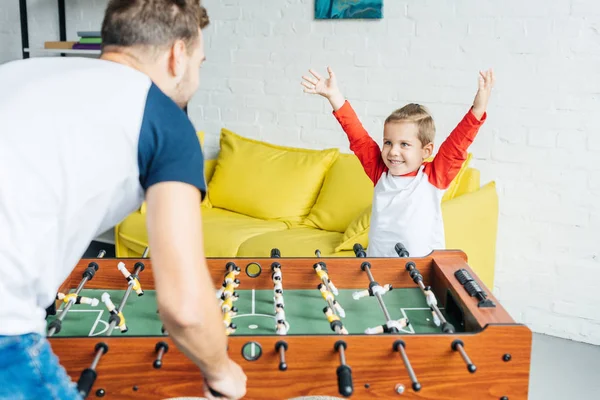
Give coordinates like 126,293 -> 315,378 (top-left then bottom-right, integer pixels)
2,0 -> 599,345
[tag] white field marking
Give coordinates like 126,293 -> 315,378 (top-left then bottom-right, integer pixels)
399,308 -> 415,334
231,313 -> 290,333
400,307 -> 447,334
78,309 -> 106,337
251,289 -> 255,315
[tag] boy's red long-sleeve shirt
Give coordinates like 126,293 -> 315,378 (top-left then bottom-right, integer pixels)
333,101 -> 486,257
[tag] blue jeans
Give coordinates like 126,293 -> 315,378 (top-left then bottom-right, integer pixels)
0,333 -> 82,400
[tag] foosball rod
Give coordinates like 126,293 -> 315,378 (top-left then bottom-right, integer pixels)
107,259 -> 146,336
76,342 -> 108,398
47,250 -> 105,337
395,244 -> 476,373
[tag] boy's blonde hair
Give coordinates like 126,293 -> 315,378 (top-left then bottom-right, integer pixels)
384,103 -> 436,146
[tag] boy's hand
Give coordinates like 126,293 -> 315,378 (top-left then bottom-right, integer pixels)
301,67 -> 345,111
472,68 -> 495,120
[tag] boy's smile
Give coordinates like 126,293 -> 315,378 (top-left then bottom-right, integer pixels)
382,121 -> 433,176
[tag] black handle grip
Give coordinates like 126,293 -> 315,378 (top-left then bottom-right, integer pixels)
76,368 -> 97,398
352,243 -> 367,258
271,248 -> 281,258
395,242 -> 409,257
336,365 -> 353,397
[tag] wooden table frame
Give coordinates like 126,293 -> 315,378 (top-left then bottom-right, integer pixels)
49,250 -> 531,399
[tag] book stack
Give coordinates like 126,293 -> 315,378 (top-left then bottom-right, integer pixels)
72,31 -> 102,51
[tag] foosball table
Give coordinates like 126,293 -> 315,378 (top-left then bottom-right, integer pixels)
46,246 -> 531,399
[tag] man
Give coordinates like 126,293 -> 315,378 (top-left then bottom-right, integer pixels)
0,1 -> 246,399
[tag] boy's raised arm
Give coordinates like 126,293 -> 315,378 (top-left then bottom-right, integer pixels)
301,67 -> 386,184
426,69 -> 495,189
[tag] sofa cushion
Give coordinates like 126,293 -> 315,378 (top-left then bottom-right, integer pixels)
236,227 -> 344,258
201,207 -> 288,257
207,128 -> 339,223
334,205 -> 371,252
303,153 -> 374,233
441,153 -> 473,202
116,206 -> 288,258
442,181 -> 497,288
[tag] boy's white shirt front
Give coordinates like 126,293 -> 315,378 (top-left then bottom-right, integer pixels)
367,166 -> 445,257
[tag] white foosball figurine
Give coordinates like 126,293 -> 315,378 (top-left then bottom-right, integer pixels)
117,262 -> 144,296
273,289 -> 285,307
365,318 -> 409,334
352,283 -> 392,300
56,292 -> 99,307
424,287 -> 441,326
274,303 -> 286,325
276,319 -> 288,335
101,292 -> 128,333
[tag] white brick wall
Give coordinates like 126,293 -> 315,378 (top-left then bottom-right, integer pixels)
1,0 -> 599,345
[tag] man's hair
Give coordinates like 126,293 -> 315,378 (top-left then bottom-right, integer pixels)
385,104 -> 436,146
101,0 -> 209,54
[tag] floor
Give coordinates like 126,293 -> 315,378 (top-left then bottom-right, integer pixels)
528,333 -> 600,399
83,242 -> 600,399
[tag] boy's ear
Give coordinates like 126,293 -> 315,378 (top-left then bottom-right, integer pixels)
422,142 -> 434,159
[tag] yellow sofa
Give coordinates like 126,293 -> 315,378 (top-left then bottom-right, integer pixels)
114,128 -> 498,288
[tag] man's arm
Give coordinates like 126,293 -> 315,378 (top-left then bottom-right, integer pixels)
145,180 -> 228,380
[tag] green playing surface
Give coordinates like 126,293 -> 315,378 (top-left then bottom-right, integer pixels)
46,288 -> 463,337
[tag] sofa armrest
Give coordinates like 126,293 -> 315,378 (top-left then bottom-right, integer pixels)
441,181 -> 498,289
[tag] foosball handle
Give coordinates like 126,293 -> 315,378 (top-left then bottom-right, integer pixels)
76,368 -> 97,398
394,242 -> 410,258
336,365 -> 353,397
352,243 -> 367,258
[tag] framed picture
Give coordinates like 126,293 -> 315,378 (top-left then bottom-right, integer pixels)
315,0 -> 383,19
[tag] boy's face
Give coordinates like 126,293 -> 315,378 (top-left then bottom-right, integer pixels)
382,121 -> 433,176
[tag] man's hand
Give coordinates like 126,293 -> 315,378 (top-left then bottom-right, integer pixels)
301,67 -> 346,111
204,359 -> 247,400
472,68 -> 495,120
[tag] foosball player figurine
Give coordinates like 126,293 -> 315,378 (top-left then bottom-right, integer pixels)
272,265 -> 282,283
56,292 -> 99,307
274,289 -> 284,306
101,292 -> 128,333
222,306 -> 238,327
225,322 -> 237,335
365,318 -> 410,334
276,319 -> 288,335
313,263 -> 339,296
216,278 -> 240,299
323,306 -> 348,335
273,280 -> 283,294
274,303 -> 286,326
318,283 -> 345,318
352,283 -> 393,300
117,262 -> 144,296
423,286 -> 441,327
221,295 -> 235,314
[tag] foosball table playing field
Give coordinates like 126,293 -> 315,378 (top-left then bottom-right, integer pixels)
46,245 -> 532,399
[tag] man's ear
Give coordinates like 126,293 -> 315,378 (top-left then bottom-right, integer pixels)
422,142 -> 434,159
169,39 -> 187,79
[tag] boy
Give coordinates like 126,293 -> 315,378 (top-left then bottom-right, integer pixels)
301,67 -> 495,257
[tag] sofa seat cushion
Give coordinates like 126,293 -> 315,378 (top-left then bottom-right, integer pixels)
236,227 -> 344,258
116,207 -> 288,258
303,153 -> 374,233
207,128 -> 339,223
201,207 -> 289,257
